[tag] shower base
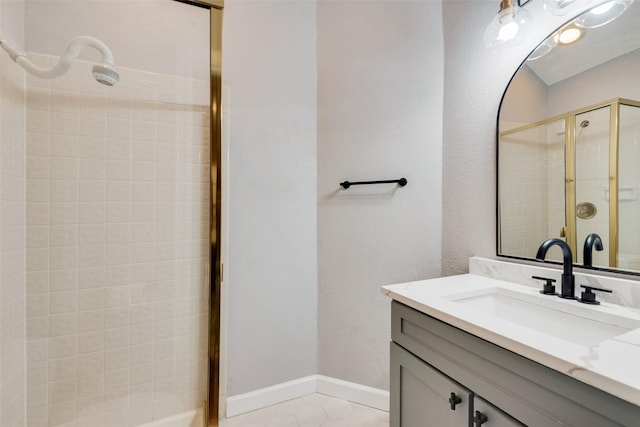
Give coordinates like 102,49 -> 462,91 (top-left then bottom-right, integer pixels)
137,408 -> 204,427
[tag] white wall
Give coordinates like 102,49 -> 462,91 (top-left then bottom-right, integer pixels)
24,0 -> 210,80
317,0 -> 443,390
441,0 -> 589,275
0,0 -> 27,424
222,0 -> 318,396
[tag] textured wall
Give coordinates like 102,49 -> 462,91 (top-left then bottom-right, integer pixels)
222,0 -> 318,396
441,0 -> 585,275
0,1 -> 27,425
317,0 -> 444,390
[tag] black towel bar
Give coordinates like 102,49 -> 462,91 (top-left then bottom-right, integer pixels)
340,178 -> 407,189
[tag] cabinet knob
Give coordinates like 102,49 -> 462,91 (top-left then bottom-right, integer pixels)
448,392 -> 462,410
473,410 -> 488,426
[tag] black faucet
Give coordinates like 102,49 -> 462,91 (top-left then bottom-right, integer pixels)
583,233 -> 603,268
535,238 -> 576,299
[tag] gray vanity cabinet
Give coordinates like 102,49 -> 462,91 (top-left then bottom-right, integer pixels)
390,301 -> 640,427
391,342 -> 522,427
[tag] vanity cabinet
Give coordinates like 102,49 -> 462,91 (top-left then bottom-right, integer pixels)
390,301 -> 640,427
392,342 -> 522,426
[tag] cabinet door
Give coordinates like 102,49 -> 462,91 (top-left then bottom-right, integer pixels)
473,396 -> 525,427
391,342 -> 471,427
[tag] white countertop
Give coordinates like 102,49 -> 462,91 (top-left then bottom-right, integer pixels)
382,274 -> 640,407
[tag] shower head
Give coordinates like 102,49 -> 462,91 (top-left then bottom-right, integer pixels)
92,63 -> 119,86
0,35 -> 119,86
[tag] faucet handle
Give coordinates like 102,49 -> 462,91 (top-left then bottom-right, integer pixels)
532,276 -> 558,295
578,284 -> 612,305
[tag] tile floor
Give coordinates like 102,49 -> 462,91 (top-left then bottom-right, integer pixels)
219,393 -> 389,427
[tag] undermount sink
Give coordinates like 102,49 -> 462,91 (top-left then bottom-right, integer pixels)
446,287 -> 640,347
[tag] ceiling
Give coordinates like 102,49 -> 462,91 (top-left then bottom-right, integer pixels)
525,1 -> 640,86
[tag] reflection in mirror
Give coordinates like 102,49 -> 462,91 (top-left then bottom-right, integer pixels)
498,0 -> 640,274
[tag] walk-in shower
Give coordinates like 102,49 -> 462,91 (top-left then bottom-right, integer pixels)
0,1 -> 222,426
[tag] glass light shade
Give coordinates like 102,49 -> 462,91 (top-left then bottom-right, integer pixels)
484,5 -> 532,50
575,0 -> 634,28
527,34 -> 558,61
542,0 -> 581,15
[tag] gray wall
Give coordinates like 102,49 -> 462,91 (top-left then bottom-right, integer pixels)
317,0 -> 444,390
222,0 -> 319,395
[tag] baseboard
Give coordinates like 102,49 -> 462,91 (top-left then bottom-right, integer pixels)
225,375 -> 389,417
226,375 -> 317,417
316,375 -> 389,411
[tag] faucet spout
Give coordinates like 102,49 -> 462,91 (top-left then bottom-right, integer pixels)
583,233 -> 604,268
535,238 -> 576,299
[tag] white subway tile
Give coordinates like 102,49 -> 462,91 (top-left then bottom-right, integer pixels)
78,309 -> 105,333
80,159 -> 106,180
77,331 -> 104,354
75,266 -> 104,290
27,156 -> 50,179
79,137 -> 106,159
51,112 -> 79,136
27,361 -> 48,387
105,286 -> 130,309
49,291 -> 78,315
27,271 -> 49,295
26,203 -> 50,225
48,399 -> 77,425
79,203 -> 106,224
79,115 -> 106,138
49,246 -> 77,270
105,265 -> 130,287
49,313 -> 77,337
79,288 -> 105,311
132,142 -> 155,162
50,269 -> 77,292
50,202 -> 78,224
27,132 -> 51,156
51,135 -> 79,157
79,180 -> 106,202
77,245 -> 105,267
50,225 -> 78,247
27,110 -> 51,134
27,316 -> 49,340
51,180 -> 79,202
104,307 -> 130,329
48,357 -> 77,382
78,224 -> 105,246
49,335 -> 77,359
27,225 -> 50,249
77,372 -> 105,398
77,353 -> 104,378
106,181 -> 131,202
27,179 -> 51,202
130,303 -> 154,325
27,294 -> 49,318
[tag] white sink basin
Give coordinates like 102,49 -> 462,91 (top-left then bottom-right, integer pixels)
446,287 -> 640,347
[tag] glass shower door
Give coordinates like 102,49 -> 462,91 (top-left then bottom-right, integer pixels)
574,107 -> 611,266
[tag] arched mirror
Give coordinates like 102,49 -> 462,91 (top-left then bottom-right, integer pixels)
497,0 -> 640,273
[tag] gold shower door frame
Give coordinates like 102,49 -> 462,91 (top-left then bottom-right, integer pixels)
500,98 -> 640,268
175,1 -> 223,426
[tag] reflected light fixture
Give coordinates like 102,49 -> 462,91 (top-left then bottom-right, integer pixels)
527,34 -> 558,60
575,0 -> 634,28
556,24 -> 585,44
542,0 -> 581,15
484,0 -> 532,50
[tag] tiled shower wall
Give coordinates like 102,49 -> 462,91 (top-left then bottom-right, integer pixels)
24,54 -> 211,427
0,14 -> 28,427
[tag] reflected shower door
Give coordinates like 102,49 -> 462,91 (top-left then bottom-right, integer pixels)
574,107 -> 610,266
618,103 -> 640,270
498,119 -> 566,261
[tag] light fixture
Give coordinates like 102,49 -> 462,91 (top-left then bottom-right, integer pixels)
484,0 -> 532,50
575,0 -> 634,28
556,24 -> 585,45
542,0 -> 581,15
527,34 -> 558,61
